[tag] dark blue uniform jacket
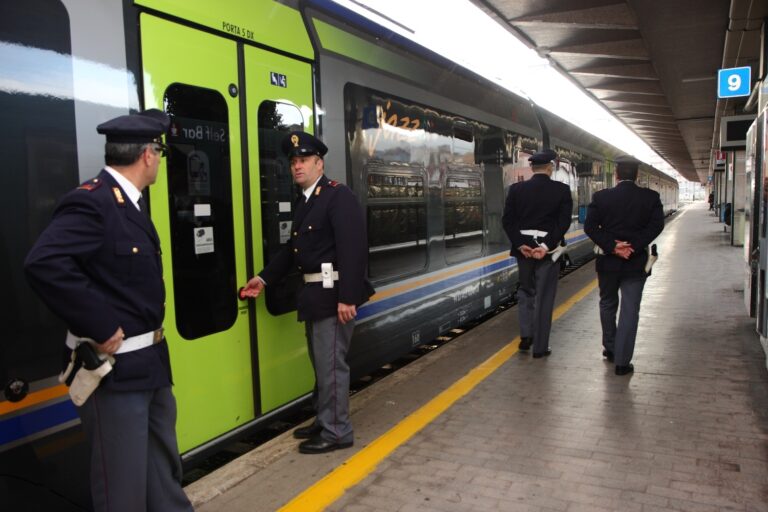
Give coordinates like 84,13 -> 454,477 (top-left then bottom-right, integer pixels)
584,180 -> 665,275
24,169 -> 172,391
502,173 -> 573,257
260,175 -> 374,321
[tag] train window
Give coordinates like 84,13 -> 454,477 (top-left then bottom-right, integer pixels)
366,169 -> 428,280
164,84 -> 237,339
453,124 -> 474,165
553,161 -> 578,219
577,175 -> 590,224
257,101 -> 304,315
4,0 -> 79,382
444,174 -> 484,263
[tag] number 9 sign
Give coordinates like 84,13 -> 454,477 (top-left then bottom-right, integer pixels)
718,66 -> 751,98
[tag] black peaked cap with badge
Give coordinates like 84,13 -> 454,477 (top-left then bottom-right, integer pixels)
281,130 -> 328,158
97,108 -> 170,144
528,149 -> 558,166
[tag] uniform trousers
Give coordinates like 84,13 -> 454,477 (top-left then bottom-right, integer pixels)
598,272 -> 647,366
304,316 -> 355,444
517,257 -> 559,354
78,385 -> 193,512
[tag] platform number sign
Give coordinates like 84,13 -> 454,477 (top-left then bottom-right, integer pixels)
717,66 -> 751,98
270,72 -> 287,88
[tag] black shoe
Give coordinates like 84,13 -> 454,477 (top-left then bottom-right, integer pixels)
532,348 -> 552,358
298,435 -> 353,454
293,424 -> 322,439
519,337 -> 532,351
602,349 -> 614,362
615,364 -> 634,376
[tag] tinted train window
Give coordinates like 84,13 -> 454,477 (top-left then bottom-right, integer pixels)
257,101 -> 304,315
165,84 -> 237,339
2,0 -> 79,383
444,174 -> 483,263
553,162 -> 578,219
367,169 -> 427,280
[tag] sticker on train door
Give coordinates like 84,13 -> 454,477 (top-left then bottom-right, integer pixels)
194,227 -> 214,254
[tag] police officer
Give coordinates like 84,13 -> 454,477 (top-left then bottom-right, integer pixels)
241,131 -> 374,454
502,149 -> 573,357
24,110 -> 193,512
584,155 -> 664,375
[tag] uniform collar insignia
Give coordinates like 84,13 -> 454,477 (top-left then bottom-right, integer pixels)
112,187 -> 126,206
315,186 -> 322,196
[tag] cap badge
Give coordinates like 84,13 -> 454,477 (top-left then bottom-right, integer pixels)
291,134 -> 299,148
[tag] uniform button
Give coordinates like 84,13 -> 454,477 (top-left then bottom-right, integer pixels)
294,248 -> 298,253
308,225 -> 313,230
132,247 -> 139,254
93,178 -> 99,183
293,232 -> 297,236
298,265 -> 303,270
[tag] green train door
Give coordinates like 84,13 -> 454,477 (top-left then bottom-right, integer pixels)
140,14 -> 313,452
243,46 -> 315,413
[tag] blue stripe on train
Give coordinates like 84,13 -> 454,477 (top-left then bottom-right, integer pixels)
358,233 -> 590,321
0,400 -> 78,446
358,257 -> 516,320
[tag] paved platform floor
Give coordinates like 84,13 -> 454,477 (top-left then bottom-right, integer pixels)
188,202 -> 768,511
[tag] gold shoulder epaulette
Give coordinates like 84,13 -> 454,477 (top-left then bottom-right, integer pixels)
112,187 -> 126,205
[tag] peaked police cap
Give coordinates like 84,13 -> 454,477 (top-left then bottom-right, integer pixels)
97,109 -> 170,144
615,155 -> 642,169
281,131 -> 328,158
528,149 -> 558,165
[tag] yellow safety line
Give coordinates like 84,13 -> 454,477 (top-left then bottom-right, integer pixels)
279,278 -> 599,512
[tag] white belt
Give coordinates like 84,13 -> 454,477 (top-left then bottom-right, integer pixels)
520,229 -> 548,238
65,328 -> 164,355
303,271 -> 339,283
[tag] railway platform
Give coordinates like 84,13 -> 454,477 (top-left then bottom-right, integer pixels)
187,201 -> 768,512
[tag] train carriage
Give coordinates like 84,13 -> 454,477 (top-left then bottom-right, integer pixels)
0,0 -> 678,508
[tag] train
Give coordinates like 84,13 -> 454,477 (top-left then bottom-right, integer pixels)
0,0 -> 678,509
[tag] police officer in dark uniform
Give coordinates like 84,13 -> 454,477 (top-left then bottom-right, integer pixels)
241,131 -> 374,454
24,110 -> 193,512
502,149 -> 573,357
584,155 -> 664,375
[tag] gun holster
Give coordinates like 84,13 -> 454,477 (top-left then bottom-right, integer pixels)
59,343 -> 114,406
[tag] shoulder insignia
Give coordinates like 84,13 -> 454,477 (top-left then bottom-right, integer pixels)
328,180 -> 339,187
112,187 -> 126,206
315,186 -> 322,196
77,178 -> 102,192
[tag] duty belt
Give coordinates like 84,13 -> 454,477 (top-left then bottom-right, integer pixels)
303,271 -> 339,283
65,327 -> 164,355
520,229 -> 548,239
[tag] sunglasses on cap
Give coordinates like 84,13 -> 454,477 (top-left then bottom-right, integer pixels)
151,142 -> 168,157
